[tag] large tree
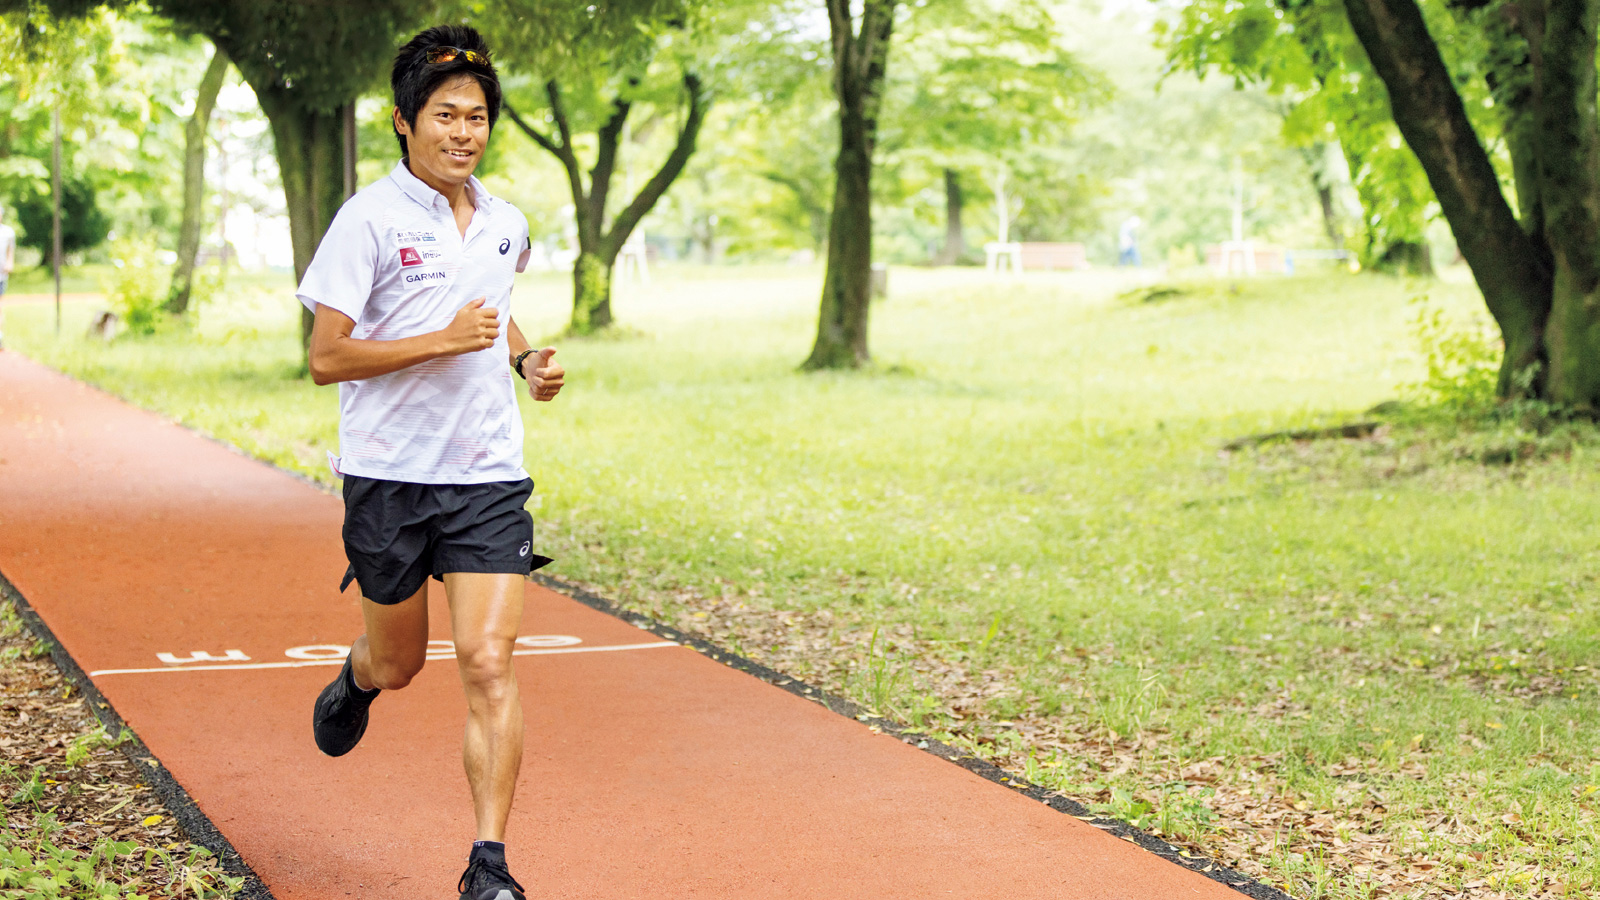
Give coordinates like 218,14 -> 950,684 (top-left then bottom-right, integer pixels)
1170,0 -> 1596,403
804,0 -> 897,370
1338,0 -> 1568,399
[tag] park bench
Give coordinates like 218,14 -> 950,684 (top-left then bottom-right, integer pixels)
1018,242 -> 1090,271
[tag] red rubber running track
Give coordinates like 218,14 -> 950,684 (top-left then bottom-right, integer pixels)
0,352 -> 1256,899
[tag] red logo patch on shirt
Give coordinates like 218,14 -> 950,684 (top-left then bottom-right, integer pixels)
399,247 -> 423,267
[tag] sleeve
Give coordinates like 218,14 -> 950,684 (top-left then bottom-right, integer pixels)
514,212 -> 533,274
295,201 -> 379,324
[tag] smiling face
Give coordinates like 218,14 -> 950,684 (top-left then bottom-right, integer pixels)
393,75 -> 491,196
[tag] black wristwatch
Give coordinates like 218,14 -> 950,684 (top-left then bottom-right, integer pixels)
513,349 -> 536,380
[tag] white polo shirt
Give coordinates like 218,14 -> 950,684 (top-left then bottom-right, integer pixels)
297,160 -> 532,485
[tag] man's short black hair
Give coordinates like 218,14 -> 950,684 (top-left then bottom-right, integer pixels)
391,24 -> 502,159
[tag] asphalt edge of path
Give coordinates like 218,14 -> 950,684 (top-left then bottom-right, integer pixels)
534,573 -> 1295,900
0,572 -> 275,900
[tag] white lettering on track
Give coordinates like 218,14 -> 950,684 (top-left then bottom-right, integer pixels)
87,636 -> 676,677
285,645 -> 352,661
157,650 -> 250,665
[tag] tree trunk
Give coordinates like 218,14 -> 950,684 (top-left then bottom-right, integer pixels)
256,88 -> 346,360
1299,144 -> 1344,248
809,141 -> 874,368
505,74 -> 707,336
167,46 -> 230,315
1532,0 -> 1600,405
934,168 -> 964,265
570,251 -> 614,333
805,0 -> 896,370
1341,0 -> 1561,400
1316,182 -> 1341,246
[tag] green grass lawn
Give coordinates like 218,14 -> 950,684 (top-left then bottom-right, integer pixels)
7,263 -> 1598,898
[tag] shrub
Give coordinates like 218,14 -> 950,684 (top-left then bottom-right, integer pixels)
102,237 -> 173,336
1404,291 -> 1500,416
11,178 -> 111,261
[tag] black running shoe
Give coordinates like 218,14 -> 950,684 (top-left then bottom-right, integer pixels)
458,846 -> 525,900
312,654 -> 378,757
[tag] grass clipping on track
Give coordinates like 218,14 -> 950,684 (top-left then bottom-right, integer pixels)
0,599 -> 243,899
9,266 -> 1600,899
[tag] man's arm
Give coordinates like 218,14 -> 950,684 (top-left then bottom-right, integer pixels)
506,315 -> 564,402
308,297 -> 500,385
507,315 -> 531,368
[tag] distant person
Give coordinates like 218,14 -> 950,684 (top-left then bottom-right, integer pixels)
299,24 -> 564,900
1118,215 -> 1142,267
0,206 -> 14,350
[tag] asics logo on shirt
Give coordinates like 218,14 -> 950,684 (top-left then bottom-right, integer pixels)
499,238 -> 511,255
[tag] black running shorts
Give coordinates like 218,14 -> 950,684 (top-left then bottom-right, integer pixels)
339,475 -> 553,605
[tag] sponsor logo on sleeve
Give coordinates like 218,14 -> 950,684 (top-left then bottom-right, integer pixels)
399,247 -> 423,267
499,238 -> 511,255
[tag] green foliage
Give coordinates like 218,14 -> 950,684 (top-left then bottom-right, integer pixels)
1403,291 -> 1500,415
63,728 -> 131,768
147,1 -> 429,115
1386,293 -> 1599,467
0,643 -> 243,900
11,177 -> 111,261
0,826 -> 241,899
1158,0 -> 1492,263
1092,786 -> 1155,829
851,627 -> 910,716
9,766 -> 46,807
1057,7 -> 1322,261
463,0 -> 700,82
883,0 -> 1104,174
1088,781 -> 1219,841
102,236 -> 173,336
0,10 -> 234,259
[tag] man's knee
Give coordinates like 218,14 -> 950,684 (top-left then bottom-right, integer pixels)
457,644 -> 516,698
366,651 -> 425,691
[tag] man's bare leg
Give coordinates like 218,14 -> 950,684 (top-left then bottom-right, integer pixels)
442,572 -> 525,841
350,582 -> 431,691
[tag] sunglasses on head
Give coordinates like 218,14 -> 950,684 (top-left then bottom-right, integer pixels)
426,46 -> 489,66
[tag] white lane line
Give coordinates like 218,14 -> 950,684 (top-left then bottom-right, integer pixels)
87,641 -> 679,677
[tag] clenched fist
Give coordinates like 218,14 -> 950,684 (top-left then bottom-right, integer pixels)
439,298 -> 499,356
527,347 -> 564,402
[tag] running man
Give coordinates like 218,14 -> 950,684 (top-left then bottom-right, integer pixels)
0,206 -> 15,350
297,25 -> 563,900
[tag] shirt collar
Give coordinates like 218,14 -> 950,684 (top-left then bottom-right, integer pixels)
390,159 -> 493,212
